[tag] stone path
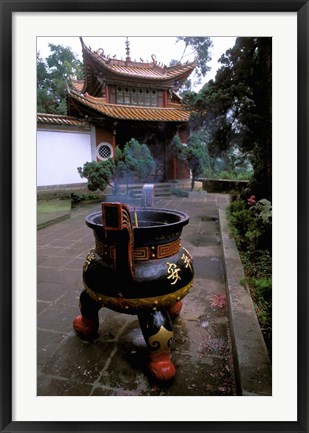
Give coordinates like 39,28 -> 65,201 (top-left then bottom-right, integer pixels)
37,193 -> 239,396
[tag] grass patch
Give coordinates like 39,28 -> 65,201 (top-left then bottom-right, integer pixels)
37,199 -> 71,228
37,199 -> 71,213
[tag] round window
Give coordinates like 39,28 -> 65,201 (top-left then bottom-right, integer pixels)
97,142 -> 114,161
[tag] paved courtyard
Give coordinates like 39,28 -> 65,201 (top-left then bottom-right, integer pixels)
37,193 -> 270,396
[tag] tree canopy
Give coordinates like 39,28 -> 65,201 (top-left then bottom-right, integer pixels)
177,36 -> 213,78
174,36 -> 213,91
171,133 -> 210,190
122,138 -> 156,181
37,44 -> 83,114
183,37 -> 272,200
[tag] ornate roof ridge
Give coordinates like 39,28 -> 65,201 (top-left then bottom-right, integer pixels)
79,37 -> 196,81
37,113 -> 81,119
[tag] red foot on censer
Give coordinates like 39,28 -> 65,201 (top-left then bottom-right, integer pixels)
168,300 -> 183,319
73,315 -> 98,337
148,351 -> 176,381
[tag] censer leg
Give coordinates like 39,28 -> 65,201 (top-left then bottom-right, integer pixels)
167,300 -> 183,319
73,289 -> 101,338
138,309 -> 176,381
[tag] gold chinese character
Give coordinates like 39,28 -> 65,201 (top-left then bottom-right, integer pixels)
83,250 -> 95,272
167,262 -> 181,285
181,253 -> 193,271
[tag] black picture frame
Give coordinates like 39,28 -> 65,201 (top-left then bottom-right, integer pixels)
1,1 -> 308,432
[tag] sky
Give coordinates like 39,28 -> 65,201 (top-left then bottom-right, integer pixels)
37,36 -> 236,90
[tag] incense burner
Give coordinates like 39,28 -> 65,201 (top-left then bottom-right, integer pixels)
73,202 -> 194,381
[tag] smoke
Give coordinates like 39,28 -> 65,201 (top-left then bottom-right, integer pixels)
105,181 -> 154,208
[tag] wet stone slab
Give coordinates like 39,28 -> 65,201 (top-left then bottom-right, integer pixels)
37,300 -> 51,315
95,344 -> 149,390
41,335 -> 116,385
37,281 -> 70,302
193,256 -> 225,282
161,356 -> 236,396
37,194 -> 238,396
37,330 -> 68,368
37,373 -> 93,396
188,233 -> 220,247
38,303 -> 80,333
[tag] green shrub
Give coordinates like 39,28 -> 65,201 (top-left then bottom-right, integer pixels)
211,170 -> 252,180
241,250 -> 272,280
250,276 -> 272,352
71,192 -> 101,204
228,196 -> 272,357
227,197 -> 272,253
77,160 -> 114,192
123,138 -> 156,181
77,139 -> 156,194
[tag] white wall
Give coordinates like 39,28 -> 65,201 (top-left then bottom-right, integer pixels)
37,129 -> 92,186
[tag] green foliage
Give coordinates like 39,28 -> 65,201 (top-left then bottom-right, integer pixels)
123,138 -> 156,181
228,200 -> 253,249
176,37 -> 213,82
171,131 -> 211,190
253,199 -> 272,224
186,133 -> 210,188
77,139 -> 156,193
228,197 -> 272,355
245,273 -> 272,351
37,44 -> 83,114
173,37 -> 212,91
171,130 -> 252,187
71,192 -> 100,204
77,159 -> 115,192
186,37 -> 272,200
208,170 -> 252,180
251,277 -> 272,304
228,197 -> 272,252
240,250 -> 272,281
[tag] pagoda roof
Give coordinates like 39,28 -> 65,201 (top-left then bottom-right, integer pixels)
67,90 -> 190,123
80,37 -> 196,89
71,78 -> 84,93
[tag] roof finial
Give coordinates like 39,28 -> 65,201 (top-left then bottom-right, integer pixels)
125,37 -> 131,61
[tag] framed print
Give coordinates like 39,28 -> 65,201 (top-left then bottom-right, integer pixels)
1,0 -> 308,432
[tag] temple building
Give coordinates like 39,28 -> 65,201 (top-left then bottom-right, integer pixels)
37,37 -> 196,188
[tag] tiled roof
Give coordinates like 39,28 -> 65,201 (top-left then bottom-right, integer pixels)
68,92 -> 190,122
71,78 -> 84,93
81,40 -> 196,83
99,59 -> 196,81
37,113 -> 90,128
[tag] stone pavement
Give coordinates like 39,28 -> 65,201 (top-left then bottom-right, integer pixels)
37,193 -> 271,396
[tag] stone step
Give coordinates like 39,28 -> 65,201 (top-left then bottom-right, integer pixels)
125,183 -> 173,198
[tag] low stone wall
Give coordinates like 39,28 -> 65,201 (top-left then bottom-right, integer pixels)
37,183 -> 91,200
219,209 -> 272,395
198,178 -> 249,194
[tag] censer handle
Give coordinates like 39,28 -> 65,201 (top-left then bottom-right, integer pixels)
102,202 -> 135,279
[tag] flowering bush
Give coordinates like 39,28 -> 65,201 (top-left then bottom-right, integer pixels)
228,197 -> 272,252
247,195 -> 256,206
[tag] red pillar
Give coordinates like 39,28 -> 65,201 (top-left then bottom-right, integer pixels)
173,155 -> 177,180
112,122 -> 117,159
